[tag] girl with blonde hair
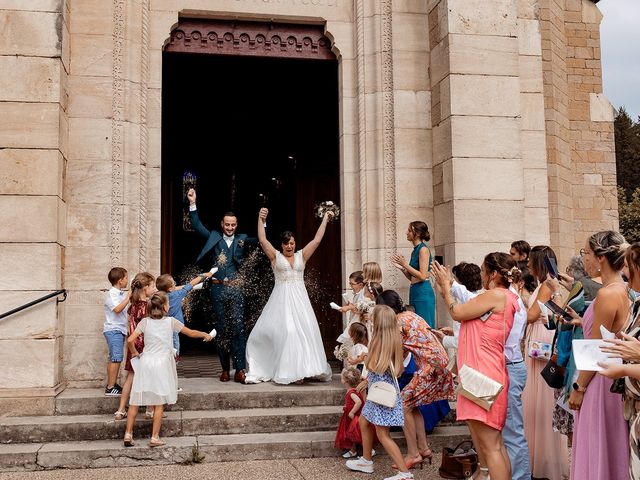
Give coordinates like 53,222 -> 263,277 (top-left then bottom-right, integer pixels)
363,262 -> 383,284
346,305 -> 413,480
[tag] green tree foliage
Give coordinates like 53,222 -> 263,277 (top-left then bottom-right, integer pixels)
615,108 -> 640,201
618,186 -> 640,243
615,108 -> 640,242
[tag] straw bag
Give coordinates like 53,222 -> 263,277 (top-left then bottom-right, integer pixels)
367,362 -> 400,408
456,309 -> 505,411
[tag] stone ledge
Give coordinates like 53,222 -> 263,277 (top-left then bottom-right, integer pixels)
0,427 -> 470,471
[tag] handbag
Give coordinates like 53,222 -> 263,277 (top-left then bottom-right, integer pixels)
540,327 -> 565,388
527,341 -> 552,361
438,440 -> 478,479
456,364 -> 504,411
456,311 -> 505,411
367,362 -> 400,408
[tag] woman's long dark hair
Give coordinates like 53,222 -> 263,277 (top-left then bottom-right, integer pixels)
375,290 -> 406,314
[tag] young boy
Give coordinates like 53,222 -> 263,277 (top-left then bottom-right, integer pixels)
336,271 -> 365,344
103,267 -> 130,396
156,269 -> 215,356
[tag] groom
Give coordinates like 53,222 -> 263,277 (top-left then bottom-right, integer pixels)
187,188 -> 255,383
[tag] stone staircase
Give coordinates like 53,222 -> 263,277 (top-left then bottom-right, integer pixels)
0,376 -> 469,472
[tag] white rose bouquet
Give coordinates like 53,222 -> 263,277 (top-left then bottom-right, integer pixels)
355,298 -> 375,315
315,201 -> 340,222
333,342 -> 350,361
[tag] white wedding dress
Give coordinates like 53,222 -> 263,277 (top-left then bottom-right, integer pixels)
245,250 -> 332,384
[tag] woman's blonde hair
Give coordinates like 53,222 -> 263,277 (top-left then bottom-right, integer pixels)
365,305 -> 404,377
363,262 -> 383,284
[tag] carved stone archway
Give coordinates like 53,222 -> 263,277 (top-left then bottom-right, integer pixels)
164,18 -> 335,61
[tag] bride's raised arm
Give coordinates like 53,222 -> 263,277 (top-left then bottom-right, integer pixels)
257,208 -> 277,262
301,212 -> 333,263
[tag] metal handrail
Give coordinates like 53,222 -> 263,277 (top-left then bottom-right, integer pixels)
0,289 -> 67,320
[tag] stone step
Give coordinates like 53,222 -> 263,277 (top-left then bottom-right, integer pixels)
0,406 -> 342,444
0,426 -> 471,472
54,377 -> 346,416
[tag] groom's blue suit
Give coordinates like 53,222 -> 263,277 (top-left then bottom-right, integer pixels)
190,208 -> 256,374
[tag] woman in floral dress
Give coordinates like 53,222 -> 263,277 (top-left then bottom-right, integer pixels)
376,290 -> 455,468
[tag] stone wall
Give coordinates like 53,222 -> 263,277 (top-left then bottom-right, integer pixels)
565,0 -> 618,251
0,0 -> 68,413
540,0 -> 617,266
0,0 -> 619,398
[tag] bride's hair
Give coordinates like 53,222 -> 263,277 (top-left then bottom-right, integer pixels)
280,231 -> 294,245
366,305 -> 404,377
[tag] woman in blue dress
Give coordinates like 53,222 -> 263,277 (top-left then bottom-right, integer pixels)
391,221 -> 435,328
391,221 -> 450,438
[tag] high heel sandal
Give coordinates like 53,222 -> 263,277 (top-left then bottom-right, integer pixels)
392,455 -> 423,470
148,436 -> 166,448
123,432 -> 134,447
419,448 -> 434,465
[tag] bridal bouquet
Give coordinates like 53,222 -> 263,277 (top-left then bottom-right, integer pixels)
355,298 -> 375,315
334,342 -> 350,361
315,201 -> 340,222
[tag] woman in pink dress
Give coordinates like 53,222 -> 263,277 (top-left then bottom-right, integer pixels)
569,231 -> 630,480
432,252 -> 520,480
522,245 -> 568,480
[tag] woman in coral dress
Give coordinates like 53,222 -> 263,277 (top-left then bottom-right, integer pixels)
433,252 -> 520,480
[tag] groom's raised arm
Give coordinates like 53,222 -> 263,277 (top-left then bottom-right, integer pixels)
187,188 -> 211,240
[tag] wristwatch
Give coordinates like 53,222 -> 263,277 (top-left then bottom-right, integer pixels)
572,382 -> 587,393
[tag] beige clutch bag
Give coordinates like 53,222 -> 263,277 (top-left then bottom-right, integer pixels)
456,364 -> 504,411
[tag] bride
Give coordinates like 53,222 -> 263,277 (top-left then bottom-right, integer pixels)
244,207 -> 334,384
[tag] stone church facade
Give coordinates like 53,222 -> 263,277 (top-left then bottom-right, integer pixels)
0,0 -> 617,413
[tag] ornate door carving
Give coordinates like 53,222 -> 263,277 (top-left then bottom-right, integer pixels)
165,19 -> 334,61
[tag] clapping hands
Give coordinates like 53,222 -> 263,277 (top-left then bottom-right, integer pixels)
390,253 -> 407,271
431,260 -> 453,294
601,332 -> 640,363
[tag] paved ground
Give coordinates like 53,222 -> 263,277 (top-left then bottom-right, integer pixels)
0,454 -> 444,479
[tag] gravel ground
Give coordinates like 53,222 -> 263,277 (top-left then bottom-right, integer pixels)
0,454 -> 444,480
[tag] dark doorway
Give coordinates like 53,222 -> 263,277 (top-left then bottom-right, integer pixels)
161,49 -> 341,355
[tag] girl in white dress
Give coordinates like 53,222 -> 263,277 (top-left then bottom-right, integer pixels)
123,292 -> 213,447
245,207 -> 334,384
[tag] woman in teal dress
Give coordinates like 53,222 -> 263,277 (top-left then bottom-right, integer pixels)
391,221 -> 435,328
391,221 -> 450,441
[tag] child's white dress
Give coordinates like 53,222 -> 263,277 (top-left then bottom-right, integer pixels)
129,317 -> 182,406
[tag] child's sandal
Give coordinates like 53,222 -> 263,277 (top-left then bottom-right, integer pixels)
123,432 -> 134,447
114,410 -> 127,421
149,436 -> 166,448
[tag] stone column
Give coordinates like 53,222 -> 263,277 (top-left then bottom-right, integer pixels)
430,0 -> 525,265
565,0 -> 618,249
0,2 -> 69,414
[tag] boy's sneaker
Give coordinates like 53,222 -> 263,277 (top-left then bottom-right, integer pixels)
105,384 -> 122,397
345,457 -> 374,474
342,450 -> 358,458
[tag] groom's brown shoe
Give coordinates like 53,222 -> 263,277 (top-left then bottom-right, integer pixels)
234,369 -> 246,384
219,370 -> 230,382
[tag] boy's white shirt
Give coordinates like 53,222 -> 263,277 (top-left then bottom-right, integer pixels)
103,286 -> 128,334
